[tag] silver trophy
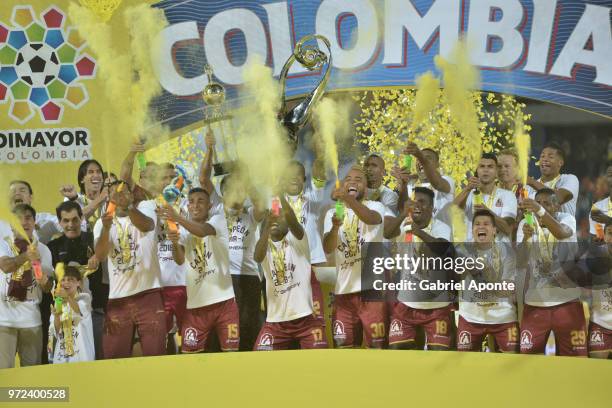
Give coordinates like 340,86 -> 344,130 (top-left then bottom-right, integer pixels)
278,34 -> 333,147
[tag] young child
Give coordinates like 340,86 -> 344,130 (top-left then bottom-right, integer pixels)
49,265 -> 94,363
253,195 -> 327,351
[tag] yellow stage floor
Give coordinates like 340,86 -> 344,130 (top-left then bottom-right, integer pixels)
1,350 -> 610,407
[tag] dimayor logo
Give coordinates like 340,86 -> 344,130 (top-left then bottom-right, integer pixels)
0,5 -> 96,124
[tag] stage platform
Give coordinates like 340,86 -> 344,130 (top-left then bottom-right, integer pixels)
0,350 -> 610,407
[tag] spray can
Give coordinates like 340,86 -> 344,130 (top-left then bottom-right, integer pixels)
473,189 -> 483,206
106,182 -> 125,217
167,220 -> 179,233
403,154 -> 412,170
55,296 -> 63,314
335,200 -> 345,220
595,223 -> 604,240
521,189 -> 534,226
32,259 -> 42,280
404,209 -> 413,243
136,153 -> 147,171
271,197 -> 281,217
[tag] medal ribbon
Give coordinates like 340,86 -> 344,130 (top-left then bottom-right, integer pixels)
113,218 -> 132,265
193,237 -> 208,272
287,194 -> 304,224
342,211 -> 360,256
269,239 -> 288,284
61,302 -> 75,357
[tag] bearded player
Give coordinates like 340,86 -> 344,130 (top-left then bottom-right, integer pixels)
323,166 -> 386,348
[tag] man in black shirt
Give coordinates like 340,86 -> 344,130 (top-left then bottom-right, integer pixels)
46,201 -> 109,360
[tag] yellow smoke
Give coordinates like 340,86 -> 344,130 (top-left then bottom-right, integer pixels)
313,97 -> 352,186
434,42 -> 481,172
68,3 -> 168,173
514,116 -> 531,185
449,204 -> 467,243
124,5 -> 167,138
78,0 -> 123,22
233,60 -> 290,197
55,263 -> 65,287
0,206 -> 30,243
411,72 -> 440,130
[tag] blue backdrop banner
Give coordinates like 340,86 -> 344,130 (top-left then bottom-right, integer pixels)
152,0 -> 612,132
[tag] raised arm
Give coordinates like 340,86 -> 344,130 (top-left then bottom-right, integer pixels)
120,141 -> 145,189
527,177 -> 573,205
323,213 -> 342,254
161,205 -> 216,238
344,195 -> 381,225
492,216 -> 515,237
453,176 -> 479,210
81,190 -> 108,222
279,194 -> 304,240
390,166 -> 411,218
254,213 -> 271,263
94,214 -> 113,260
128,207 -> 155,233
384,214 -> 406,240
406,143 -> 450,193
199,129 -> 215,189
0,252 -> 30,273
112,185 -> 154,232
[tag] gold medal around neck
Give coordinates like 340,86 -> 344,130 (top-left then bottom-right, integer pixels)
113,219 -> 132,265
342,213 -> 360,256
270,239 -> 288,285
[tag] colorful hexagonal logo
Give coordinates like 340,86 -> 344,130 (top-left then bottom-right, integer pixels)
0,6 -> 96,124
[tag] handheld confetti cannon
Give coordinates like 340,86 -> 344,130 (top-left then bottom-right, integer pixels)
160,165 -> 190,233
403,154 -> 413,171
271,197 -> 281,217
334,179 -> 344,220
53,263 -> 66,313
522,189 -> 534,227
105,182 -> 125,218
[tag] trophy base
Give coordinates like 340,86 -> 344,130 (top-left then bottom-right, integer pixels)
213,161 -> 237,176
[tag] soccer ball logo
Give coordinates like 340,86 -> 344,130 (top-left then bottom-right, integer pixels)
0,6 -> 96,124
15,43 -> 60,87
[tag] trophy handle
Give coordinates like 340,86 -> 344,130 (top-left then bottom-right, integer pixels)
279,35 -> 332,118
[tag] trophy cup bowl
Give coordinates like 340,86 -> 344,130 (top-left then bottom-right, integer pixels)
278,35 -> 332,147
203,83 -> 225,107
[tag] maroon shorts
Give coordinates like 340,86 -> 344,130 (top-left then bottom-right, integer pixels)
162,286 -> 187,333
389,303 -> 453,349
103,289 -> 167,359
254,314 -> 327,351
310,269 -> 324,320
520,302 -> 587,356
588,322 -> 612,354
332,292 -> 387,348
457,316 -> 519,352
181,298 -> 239,352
